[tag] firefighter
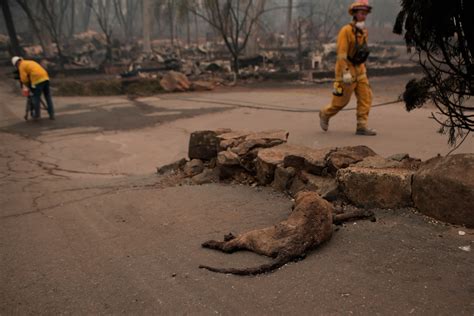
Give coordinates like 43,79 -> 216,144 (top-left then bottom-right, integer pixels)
12,56 -> 55,120
319,0 -> 375,135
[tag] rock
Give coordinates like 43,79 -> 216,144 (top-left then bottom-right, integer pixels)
184,159 -> 204,177
230,130 -> 289,156
289,171 -> 339,200
399,157 -> 422,170
354,155 -> 403,169
326,145 -> 377,174
218,131 -> 252,151
219,165 -> 252,182
356,155 -> 422,171
388,153 -> 410,161
188,130 -> 220,160
255,144 -> 302,185
337,166 -> 414,208
217,130 -> 289,154
217,150 -> 240,166
192,168 -> 220,184
284,147 -> 334,175
412,154 -> 474,228
191,80 -> 216,91
156,158 -> 187,174
160,71 -> 191,92
272,165 -> 296,192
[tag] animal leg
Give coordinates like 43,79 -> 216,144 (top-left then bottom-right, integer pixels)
333,209 -> 375,225
201,238 -> 243,253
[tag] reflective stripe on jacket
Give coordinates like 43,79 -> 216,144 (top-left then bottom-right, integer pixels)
19,60 -> 49,87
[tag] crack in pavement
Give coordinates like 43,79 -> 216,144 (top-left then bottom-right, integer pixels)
0,176 -> 179,221
1,189 -> 117,220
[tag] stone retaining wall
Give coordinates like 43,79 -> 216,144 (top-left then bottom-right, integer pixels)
163,129 -> 474,228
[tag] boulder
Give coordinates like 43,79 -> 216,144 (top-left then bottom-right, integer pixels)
156,158 -> 187,174
356,155 -> 421,171
337,166 -> 414,209
217,150 -> 240,166
412,154 -> 474,228
387,153 -> 422,170
284,147 -> 334,175
326,145 -> 377,174
255,143 -> 303,185
272,165 -> 296,192
183,159 -> 204,177
355,155 -> 403,169
192,168 -> 220,185
160,71 -> 191,92
388,153 -> 410,161
289,171 -> 339,200
218,130 -> 288,155
191,80 -> 216,91
218,131 -> 252,151
230,130 -> 289,156
188,130 -> 219,160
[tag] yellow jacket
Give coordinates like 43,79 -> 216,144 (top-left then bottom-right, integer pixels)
19,60 -> 49,87
335,22 -> 368,82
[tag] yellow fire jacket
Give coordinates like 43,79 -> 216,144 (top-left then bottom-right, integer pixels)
335,22 -> 368,82
19,60 -> 49,87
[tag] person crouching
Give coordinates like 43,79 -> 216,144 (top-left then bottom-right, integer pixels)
12,56 -> 55,120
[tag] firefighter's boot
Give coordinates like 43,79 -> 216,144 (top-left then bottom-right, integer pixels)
319,112 -> 329,132
355,127 -> 377,136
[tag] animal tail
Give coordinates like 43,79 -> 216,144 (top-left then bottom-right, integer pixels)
198,255 -> 291,276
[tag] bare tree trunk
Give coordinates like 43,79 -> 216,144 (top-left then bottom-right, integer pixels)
296,18 -> 303,71
43,33 -> 53,58
244,0 -> 265,56
17,0 -> 52,56
186,9 -> 190,47
168,0 -> 175,47
126,0 -> 135,39
69,0 -> 75,37
194,11 -> 198,44
2,0 -> 22,56
142,0 -> 152,53
285,0 -> 293,46
82,0 -> 93,32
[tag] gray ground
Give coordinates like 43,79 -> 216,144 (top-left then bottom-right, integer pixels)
1,71 -> 473,315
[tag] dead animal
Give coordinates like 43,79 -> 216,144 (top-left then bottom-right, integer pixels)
199,191 -> 334,275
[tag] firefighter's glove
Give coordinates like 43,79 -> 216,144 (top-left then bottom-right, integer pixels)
332,82 -> 344,96
21,87 -> 29,97
342,71 -> 353,84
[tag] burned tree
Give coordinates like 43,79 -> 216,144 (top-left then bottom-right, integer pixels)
113,0 -> 140,42
1,0 -> 22,56
37,0 -> 71,65
88,0 -> 116,64
143,0 -> 153,53
297,0 -> 346,46
15,0 -> 60,58
394,0 -> 474,145
190,0 -> 267,74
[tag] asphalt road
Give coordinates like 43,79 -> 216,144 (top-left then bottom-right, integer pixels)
1,72 -> 473,314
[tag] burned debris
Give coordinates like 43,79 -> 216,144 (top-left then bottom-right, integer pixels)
1,0 -> 416,97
